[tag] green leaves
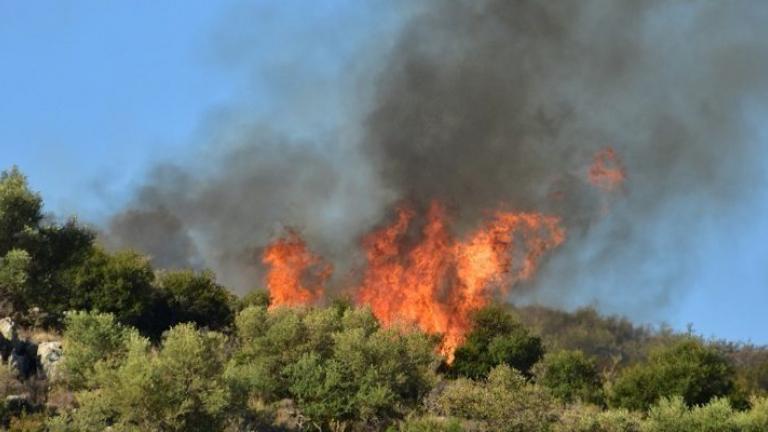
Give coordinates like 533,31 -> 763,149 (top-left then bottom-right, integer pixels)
227,305 -> 438,429
608,338 -> 736,410
0,167 -> 42,256
452,305 -> 544,379
155,270 -> 236,332
535,350 -> 604,405
0,249 -> 31,302
60,318 -> 232,432
61,311 -> 137,390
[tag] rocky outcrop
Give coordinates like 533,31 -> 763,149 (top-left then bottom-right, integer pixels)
37,341 -> 63,380
0,318 -> 18,343
0,318 -> 17,359
0,317 -> 63,380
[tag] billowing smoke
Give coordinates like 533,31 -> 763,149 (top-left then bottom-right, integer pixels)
106,0 -> 768,321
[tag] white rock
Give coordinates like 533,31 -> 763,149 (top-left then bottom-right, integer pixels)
37,341 -> 63,380
0,317 -> 18,343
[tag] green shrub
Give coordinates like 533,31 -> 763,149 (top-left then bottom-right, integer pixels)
63,249 -> 159,332
451,305 -> 544,379
609,338 -> 735,411
59,323 -> 231,432
535,349 -> 604,404
226,305 -> 438,430
398,416 -> 465,432
156,270 -> 236,331
555,404 -> 642,432
433,364 -> 558,432
61,311 -> 136,390
0,168 -> 42,257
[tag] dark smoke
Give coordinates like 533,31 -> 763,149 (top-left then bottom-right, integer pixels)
107,0 -> 768,320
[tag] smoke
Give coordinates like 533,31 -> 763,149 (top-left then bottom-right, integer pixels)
107,0 -> 768,320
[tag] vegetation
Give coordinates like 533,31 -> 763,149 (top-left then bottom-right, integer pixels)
608,338 -> 736,411
534,350 -> 604,405
451,305 -> 544,379
0,166 -> 767,430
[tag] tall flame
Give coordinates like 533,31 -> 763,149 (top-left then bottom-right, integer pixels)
263,203 -> 565,361
262,230 -> 331,308
356,201 -> 565,361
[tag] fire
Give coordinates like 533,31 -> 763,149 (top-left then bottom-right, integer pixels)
262,230 -> 331,308
588,147 -> 626,192
262,204 -> 565,361
356,201 -> 565,361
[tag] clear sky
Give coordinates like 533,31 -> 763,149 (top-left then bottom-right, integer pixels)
1,1 -> 767,344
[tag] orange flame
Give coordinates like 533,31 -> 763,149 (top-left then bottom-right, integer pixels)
356,201 -> 565,361
588,147 -> 626,192
262,203 -> 565,362
262,230 -> 331,308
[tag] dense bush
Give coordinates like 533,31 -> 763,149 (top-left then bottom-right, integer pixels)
535,349 -> 604,405
55,323 -> 231,432
226,305 -> 438,430
609,338 -> 736,411
432,364 -> 558,432
60,311 -> 137,390
0,168 -> 43,257
23,305 -> 768,431
451,305 -> 544,379
155,269 -> 236,331
63,249 -> 159,333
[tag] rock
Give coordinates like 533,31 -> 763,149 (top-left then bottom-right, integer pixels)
37,341 -> 63,380
0,317 -> 18,343
5,394 -> 31,415
8,346 -> 34,378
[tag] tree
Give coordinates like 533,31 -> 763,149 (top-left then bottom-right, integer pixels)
63,249 -> 160,333
0,250 -> 31,314
226,305 -> 438,430
155,270 -> 236,331
535,350 -> 604,405
56,323 -> 232,432
61,311 -> 136,390
451,305 -> 544,379
433,365 -> 558,432
0,168 -> 42,256
608,338 -> 736,411
238,287 -> 270,310
0,168 -> 96,321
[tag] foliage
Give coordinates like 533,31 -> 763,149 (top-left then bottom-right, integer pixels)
227,305 -> 438,430
61,311 -> 136,390
535,349 -> 604,405
609,338 -> 736,411
0,168 -> 42,257
510,305 -> 657,372
432,364 -> 558,432
397,416 -> 465,432
0,249 -> 31,312
57,323 -> 231,432
63,249 -> 160,333
239,287 -> 270,310
155,270 -> 236,331
451,305 -> 544,379
554,404 -> 642,432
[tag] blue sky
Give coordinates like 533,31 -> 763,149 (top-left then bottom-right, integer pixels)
1,1 -> 767,344
0,0 -> 387,217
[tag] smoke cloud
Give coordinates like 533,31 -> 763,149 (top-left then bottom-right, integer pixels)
107,0 -> 768,321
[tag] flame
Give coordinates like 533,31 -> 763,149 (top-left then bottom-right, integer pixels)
262,230 -> 331,308
262,203 -> 565,362
588,147 -> 626,192
356,201 -> 565,361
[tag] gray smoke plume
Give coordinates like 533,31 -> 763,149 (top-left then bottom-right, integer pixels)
107,0 -> 768,321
